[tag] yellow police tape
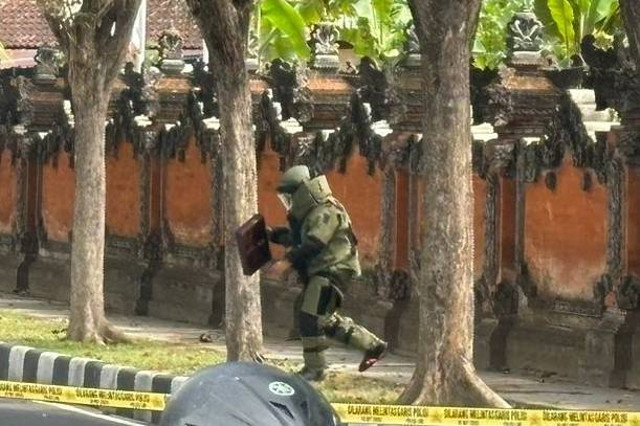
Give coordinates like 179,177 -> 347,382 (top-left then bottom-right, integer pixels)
332,404 -> 640,426
1,380 -> 640,425
0,380 -> 168,411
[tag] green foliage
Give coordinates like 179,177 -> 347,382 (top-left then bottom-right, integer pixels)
0,311 -> 224,375
258,0 -> 311,61
341,0 -> 412,60
473,0 -> 532,69
534,0 -> 620,66
0,310 -> 402,403
254,0 -> 412,64
548,0 -> 576,55
252,0 -> 619,69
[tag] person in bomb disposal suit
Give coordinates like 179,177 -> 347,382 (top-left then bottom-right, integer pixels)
268,165 -> 388,381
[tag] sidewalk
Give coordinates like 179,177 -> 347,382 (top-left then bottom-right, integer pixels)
1,292 -> 640,411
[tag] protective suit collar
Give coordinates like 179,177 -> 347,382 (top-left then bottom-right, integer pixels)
289,175 -> 332,221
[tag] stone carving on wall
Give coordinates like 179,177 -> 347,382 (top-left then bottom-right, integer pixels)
192,60 -> 218,119
267,59 -> 314,124
402,23 -> 420,68
10,76 -> 35,129
582,35 -> 640,121
615,131 -> 640,165
507,12 -> 544,52
506,12 -> 545,67
617,275 -> 640,310
357,57 -> 388,122
312,23 -> 340,70
517,92 -> 608,184
475,173 -> 499,317
34,47 -> 62,83
488,143 -> 516,177
475,83 -> 513,129
159,27 -> 184,60
606,157 -> 624,282
158,27 -> 185,74
246,28 -> 260,72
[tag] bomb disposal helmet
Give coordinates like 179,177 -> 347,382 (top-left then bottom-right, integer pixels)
277,165 -> 311,194
159,362 -> 341,426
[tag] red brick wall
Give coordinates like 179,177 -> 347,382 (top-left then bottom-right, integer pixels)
106,143 -> 140,238
626,167 -> 640,277
0,151 -> 17,234
42,156 -> 75,243
165,138 -> 213,247
257,147 -> 286,259
326,154 -> 382,265
524,156 -> 607,301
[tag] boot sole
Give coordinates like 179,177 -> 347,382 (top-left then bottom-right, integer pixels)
358,344 -> 388,372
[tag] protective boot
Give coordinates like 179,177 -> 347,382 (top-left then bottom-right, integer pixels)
299,336 -> 328,382
321,314 -> 388,372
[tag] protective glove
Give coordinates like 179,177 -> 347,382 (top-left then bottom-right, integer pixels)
285,237 -> 325,271
269,226 -> 293,246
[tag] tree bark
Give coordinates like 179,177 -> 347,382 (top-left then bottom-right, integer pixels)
67,74 -> 109,341
39,0 -> 142,343
620,0 -> 640,70
400,0 -> 509,407
187,0 -> 263,361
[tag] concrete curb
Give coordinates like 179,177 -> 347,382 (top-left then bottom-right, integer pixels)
0,342 -> 188,423
0,343 -> 569,425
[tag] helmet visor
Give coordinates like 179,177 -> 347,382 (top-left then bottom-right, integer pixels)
277,193 -> 292,211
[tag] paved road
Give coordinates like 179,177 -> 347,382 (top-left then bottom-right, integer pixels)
0,399 -> 147,426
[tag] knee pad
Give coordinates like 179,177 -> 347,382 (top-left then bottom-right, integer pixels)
299,311 -> 322,337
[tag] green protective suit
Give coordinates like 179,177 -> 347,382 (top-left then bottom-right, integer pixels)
271,174 -> 385,378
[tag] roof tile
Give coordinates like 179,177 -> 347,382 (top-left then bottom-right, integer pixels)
0,0 -> 202,50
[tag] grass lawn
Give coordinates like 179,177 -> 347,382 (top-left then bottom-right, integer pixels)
0,310 -> 403,404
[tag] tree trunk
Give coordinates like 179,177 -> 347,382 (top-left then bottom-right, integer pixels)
620,0 -> 640,70
38,1 -> 142,344
400,1 -> 509,407
188,0 -> 263,361
67,70 -> 124,343
218,67 -> 263,362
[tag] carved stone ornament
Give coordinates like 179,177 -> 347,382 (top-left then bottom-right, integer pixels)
246,28 -> 260,72
158,27 -> 185,74
402,23 -> 420,68
9,76 -> 35,128
506,12 -> 544,66
312,24 -> 340,71
34,47 -> 62,84
617,275 -> 640,310
507,12 -> 543,52
267,59 -> 313,123
159,27 -> 183,60
486,143 -> 516,176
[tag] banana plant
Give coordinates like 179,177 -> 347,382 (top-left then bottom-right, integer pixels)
252,0 -> 412,64
473,0 -> 533,69
534,0 -> 621,66
340,0 -> 412,60
254,0 -> 311,62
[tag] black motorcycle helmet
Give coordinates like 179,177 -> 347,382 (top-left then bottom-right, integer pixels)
159,362 -> 342,426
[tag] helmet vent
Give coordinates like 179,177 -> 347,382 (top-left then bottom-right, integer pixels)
270,401 -> 294,419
